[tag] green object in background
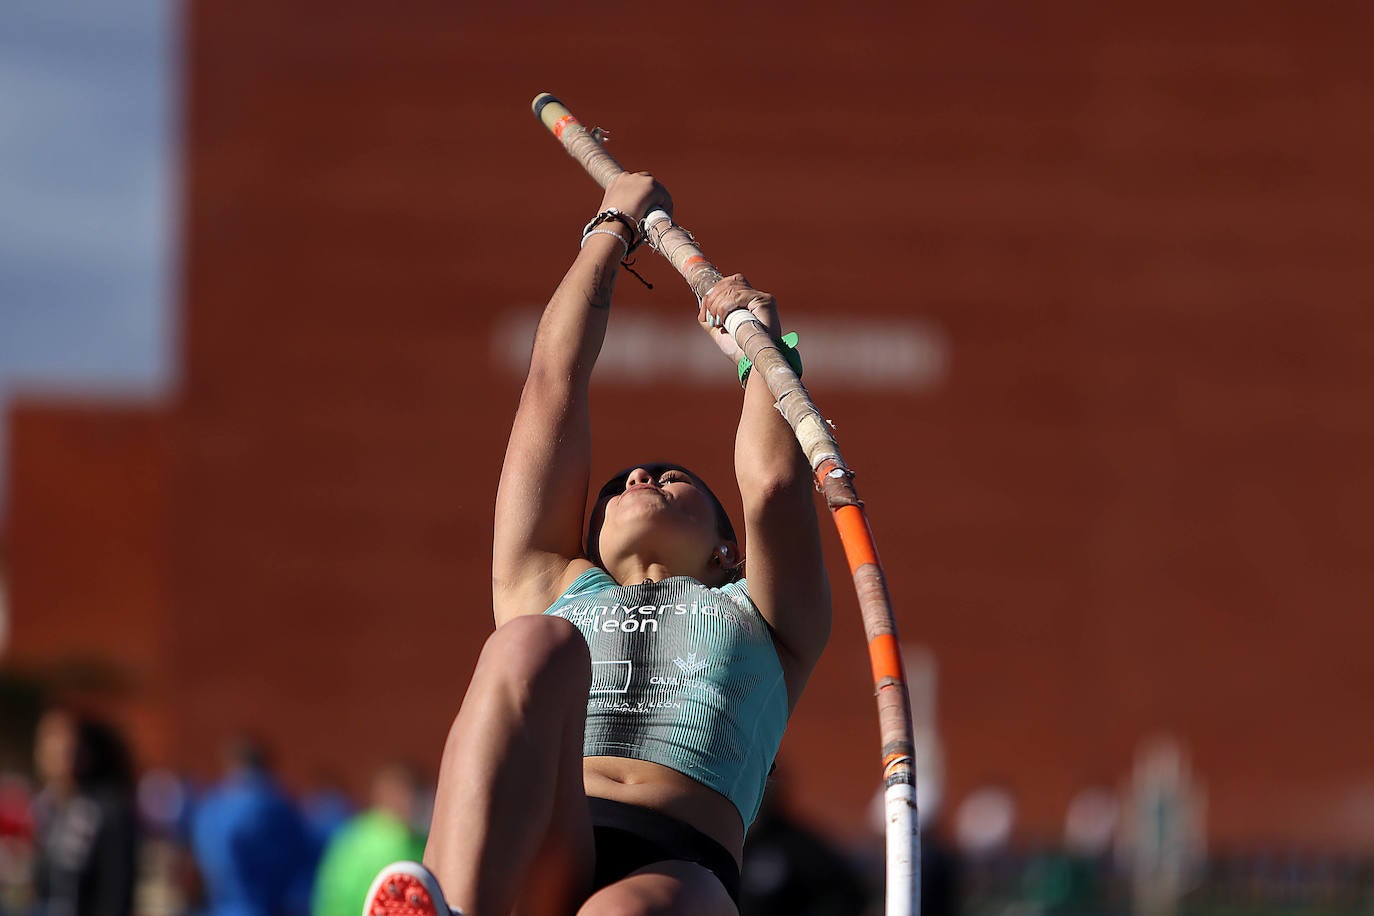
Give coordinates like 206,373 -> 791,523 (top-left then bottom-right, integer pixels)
311,810 -> 426,916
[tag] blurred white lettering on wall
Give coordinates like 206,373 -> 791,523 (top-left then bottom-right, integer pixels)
491,308 -> 949,391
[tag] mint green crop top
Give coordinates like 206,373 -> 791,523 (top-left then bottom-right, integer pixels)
544,567 -> 789,828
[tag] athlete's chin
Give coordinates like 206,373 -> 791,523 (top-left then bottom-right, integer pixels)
606,500 -> 673,530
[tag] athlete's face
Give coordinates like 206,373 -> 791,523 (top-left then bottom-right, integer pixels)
596,465 -> 721,563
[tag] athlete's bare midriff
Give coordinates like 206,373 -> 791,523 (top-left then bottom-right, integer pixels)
583,756 -> 745,866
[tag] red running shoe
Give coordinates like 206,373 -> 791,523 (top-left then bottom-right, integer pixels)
363,862 -> 462,916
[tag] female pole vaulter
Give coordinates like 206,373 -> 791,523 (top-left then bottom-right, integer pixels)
363,170 -> 831,915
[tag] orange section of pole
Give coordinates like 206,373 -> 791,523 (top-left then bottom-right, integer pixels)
832,504 -> 880,573
868,632 -> 905,686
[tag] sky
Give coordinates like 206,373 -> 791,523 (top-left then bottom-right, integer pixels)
0,0 -> 176,518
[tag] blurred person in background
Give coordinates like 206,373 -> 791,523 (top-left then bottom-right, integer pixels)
738,775 -> 867,915
0,771 -> 36,913
190,738 -> 313,916
299,770 -> 355,859
310,763 -> 423,916
30,709 -> 139,916
364,170 -> 830,916
916,818 -> 961,916
135,769 -> 202,916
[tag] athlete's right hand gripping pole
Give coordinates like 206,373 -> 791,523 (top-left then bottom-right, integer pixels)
533,92 -> 920,916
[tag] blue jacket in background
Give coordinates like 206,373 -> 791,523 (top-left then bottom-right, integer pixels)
190,770 -> 315,916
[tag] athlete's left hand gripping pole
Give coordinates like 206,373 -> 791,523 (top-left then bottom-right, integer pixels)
532,92 -> 920,916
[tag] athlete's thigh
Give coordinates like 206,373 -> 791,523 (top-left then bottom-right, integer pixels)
510,729 -> 596,914
576,860 -> 736,916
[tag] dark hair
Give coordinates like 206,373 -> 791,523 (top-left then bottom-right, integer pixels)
585,463 -> 739,580
73,718 -> 135,792
226,735 -> 272,773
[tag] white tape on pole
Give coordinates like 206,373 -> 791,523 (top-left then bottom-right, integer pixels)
885,782 -> 921,916
722,309 -> 753,337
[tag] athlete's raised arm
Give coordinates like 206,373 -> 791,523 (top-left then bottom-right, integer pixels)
492,172 -> 672,625
700,275 -> 832,706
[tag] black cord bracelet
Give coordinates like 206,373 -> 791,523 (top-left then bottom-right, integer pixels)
582,208 -> 644,253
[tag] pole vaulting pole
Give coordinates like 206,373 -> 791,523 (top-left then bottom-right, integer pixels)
531,92 -> 920,916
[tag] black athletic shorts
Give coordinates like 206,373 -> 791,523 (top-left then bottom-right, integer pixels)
587,797 -> 741,904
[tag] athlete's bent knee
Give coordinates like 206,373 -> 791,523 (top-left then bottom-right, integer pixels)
478,614 -> 590,690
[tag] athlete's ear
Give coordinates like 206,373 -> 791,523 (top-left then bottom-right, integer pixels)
715,541 -> 743,570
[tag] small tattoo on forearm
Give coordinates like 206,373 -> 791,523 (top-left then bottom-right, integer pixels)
586,265 -> 613,309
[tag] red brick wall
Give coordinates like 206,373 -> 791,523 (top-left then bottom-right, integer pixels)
4,401 -> 173,763
9,1 -> 1371,850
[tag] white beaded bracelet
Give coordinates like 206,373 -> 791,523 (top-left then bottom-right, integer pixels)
580,228 -> 630,257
